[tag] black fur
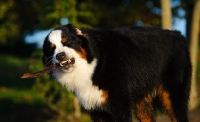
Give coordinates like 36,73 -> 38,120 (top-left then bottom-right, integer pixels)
43,24 -> 191,122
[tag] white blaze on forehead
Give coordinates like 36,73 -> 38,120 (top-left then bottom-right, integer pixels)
48,30 -> 62,48
48,29 -> 74,64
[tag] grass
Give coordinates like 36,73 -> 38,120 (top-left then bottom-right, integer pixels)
0,88 -> 44,104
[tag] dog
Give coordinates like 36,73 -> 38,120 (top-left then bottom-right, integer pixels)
42,24 -> 191,122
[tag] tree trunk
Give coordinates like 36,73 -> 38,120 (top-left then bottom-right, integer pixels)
189,0 -> 200,110
186,4 -> 194,46
161,0 -> 172,29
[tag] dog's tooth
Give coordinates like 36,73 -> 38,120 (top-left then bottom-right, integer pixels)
60,63 -> 64,66
60,60 -> 67,66
60,58 -> 74,67
62,60 -> 67,64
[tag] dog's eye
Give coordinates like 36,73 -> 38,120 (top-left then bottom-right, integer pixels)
50,43 -> 56,49
61,37 -> 72,46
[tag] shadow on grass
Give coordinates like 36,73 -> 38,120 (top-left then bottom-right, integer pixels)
0,98 -> 58,122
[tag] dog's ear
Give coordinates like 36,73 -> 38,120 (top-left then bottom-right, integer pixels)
75,28 -> 82,35
64,24 -> 83,35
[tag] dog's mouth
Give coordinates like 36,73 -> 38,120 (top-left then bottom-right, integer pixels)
57,58 -> 75,70
60,58 -> 75,66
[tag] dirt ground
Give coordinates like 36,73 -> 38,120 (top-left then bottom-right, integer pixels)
156,108 -> 200,122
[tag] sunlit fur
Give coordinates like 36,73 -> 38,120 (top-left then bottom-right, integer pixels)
42,24 -> 191,122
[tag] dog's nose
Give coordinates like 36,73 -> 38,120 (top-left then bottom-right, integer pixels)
56,52 -> 66,61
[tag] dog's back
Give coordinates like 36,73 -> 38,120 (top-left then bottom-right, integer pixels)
82,26 -> 191,122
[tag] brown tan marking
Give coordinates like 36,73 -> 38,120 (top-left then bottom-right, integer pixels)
158,86 -> 178,122
101,90 -> 108,105
75,46 -> 87,60
135,103 -> 152,122
61,37 -> 67,43
82,33 -> 89,38
135,93 -> 155,122
51,43 -> 55,48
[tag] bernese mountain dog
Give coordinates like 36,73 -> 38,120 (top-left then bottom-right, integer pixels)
42,24 -> 191,122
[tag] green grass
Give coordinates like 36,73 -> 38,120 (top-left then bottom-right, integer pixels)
0,88 -> 44,104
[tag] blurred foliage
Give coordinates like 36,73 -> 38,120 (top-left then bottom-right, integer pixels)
89,0 -> 161,28
1,0 -> 193,50
0,0 -> 195,53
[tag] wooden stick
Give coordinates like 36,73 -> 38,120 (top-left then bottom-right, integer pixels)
21,64 -> 59,78
21,58 -> 75,79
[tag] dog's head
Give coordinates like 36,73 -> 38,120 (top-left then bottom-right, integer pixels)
42,24 -> 91,73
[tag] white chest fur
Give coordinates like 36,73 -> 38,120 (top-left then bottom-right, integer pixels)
48,30 -> 106,110
52,58 -> 105,110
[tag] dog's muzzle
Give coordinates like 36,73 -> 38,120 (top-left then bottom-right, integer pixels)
56,52 -> 75,67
